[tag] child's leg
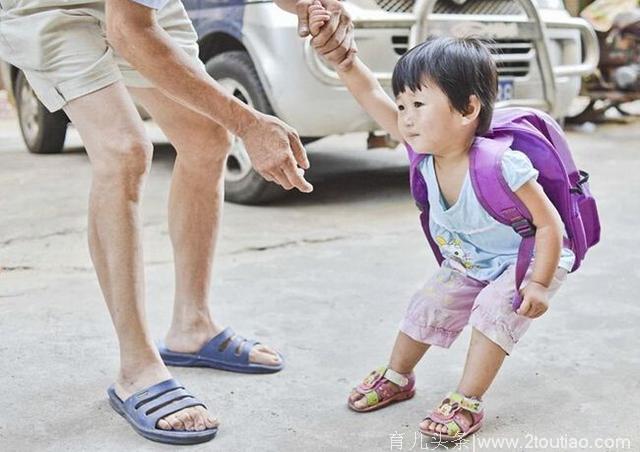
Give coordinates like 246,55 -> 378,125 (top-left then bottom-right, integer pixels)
349,264 -> 485,411
389,331 -> 431,373
420,264 -> 567,434
457,328 -> 506,397
421,327 -> 505,434
349,332 -> 429,410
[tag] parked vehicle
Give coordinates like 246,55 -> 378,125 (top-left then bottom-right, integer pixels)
0,0 -> 599,204
569,0 -> 640,123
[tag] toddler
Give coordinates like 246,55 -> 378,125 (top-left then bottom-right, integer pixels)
309,1 -> 573,440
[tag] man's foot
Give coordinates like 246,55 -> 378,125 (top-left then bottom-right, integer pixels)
115,364 -> 219,432
164,323 -> 282,367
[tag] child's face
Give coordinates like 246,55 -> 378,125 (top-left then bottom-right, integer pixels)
395,82 -> 465,155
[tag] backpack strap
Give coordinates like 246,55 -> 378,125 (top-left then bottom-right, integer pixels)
468,135 -> 535,311
408,146 -> 444,265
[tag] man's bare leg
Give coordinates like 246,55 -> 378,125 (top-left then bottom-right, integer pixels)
128,87 -> 280,366
63,82 -> 217,431
420,328 -> 506,433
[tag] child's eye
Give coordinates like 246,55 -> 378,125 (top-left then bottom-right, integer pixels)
413,101 -> 424,108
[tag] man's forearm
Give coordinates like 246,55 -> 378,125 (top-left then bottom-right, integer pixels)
109,21 -> 258,137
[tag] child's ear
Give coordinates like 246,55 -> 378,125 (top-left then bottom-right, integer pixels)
460,94 -> 481,126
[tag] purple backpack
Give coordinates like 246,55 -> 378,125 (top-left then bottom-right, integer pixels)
408,107 -> 600,310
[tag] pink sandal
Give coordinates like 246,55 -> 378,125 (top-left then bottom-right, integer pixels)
347,367 -> 415,413
420,392 -> 484,441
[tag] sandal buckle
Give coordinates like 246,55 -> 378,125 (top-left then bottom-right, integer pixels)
383,368 -> 409,387
437,402 -> 458,417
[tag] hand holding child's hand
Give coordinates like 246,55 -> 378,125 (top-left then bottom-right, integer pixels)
304,0 -> 357,70
308,0 -> 330,36
517,282 -> 549,318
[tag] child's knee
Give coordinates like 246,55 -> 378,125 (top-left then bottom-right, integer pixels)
400,269 -> 480,348
468,304 -> 531,355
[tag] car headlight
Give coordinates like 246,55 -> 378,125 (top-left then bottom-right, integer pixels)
532,0 -> 566,10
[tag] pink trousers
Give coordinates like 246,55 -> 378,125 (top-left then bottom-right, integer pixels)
400,261 -> 567,354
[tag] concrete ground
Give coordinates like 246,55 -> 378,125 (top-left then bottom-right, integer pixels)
0,101 -> 639,452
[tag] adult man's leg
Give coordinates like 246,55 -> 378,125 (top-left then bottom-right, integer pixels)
63,82 -> 218,431
128,87 -> 281,366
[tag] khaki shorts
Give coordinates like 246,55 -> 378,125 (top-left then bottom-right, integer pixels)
0,0 -> 201,111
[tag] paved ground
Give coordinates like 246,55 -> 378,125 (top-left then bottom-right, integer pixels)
0,101 -> 639,452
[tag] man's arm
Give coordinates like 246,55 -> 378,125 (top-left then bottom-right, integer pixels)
105,0 -> 311,192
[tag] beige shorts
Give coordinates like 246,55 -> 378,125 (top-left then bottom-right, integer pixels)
0,0 -> 201,111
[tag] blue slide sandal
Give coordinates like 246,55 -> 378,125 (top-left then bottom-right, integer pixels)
107,378 -> 218,445
158,327 -> 284,374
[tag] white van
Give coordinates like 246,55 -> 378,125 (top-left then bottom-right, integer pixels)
0,0 -> 598,204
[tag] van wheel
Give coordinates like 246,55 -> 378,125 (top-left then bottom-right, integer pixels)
15,71 -> 68,154
206,51 -> 288,205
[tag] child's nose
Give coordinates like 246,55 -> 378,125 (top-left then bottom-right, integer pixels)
403,113 -> 414,127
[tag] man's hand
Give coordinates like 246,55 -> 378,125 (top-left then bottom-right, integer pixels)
296,0 -> 357,70
238,112 -> 313,192
516,281 -> 550,319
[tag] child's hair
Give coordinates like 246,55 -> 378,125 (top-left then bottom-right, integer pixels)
391,36 -> 498,135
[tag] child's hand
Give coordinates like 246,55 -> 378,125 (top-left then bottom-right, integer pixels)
517,281 -> 549,318
308,0 -> 330,37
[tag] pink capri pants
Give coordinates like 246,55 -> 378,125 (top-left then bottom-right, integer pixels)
400,261 -> 567,354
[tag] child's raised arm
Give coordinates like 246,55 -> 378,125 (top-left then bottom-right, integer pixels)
335,58 -> 402,141
307,2 -> 401,140
308,1 -> 330,36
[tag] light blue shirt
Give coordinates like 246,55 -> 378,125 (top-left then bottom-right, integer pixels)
421,149 -> 575,281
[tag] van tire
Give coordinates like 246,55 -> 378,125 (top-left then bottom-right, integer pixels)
205,51 -> 286,205
15,71 -> 68,154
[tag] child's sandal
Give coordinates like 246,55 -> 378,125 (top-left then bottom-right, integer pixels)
420,392 -> 484,441
347,366 -> 415,413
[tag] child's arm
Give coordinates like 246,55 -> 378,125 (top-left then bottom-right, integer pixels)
308,1 -> 331,35
514,180 -> 564,318
308,2 -> 401,140
335,59 -> 402,141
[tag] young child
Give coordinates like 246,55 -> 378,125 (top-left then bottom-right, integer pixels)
309,2 -> 574,440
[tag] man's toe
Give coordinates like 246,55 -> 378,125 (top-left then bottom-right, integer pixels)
197,406 -> 218,431
178,411 -> 195,431
258,344 -> 280,358
204,415 -> 219,429
157,418 -> 172,430
249,344 -> 282,366
167,414 -> 185,431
